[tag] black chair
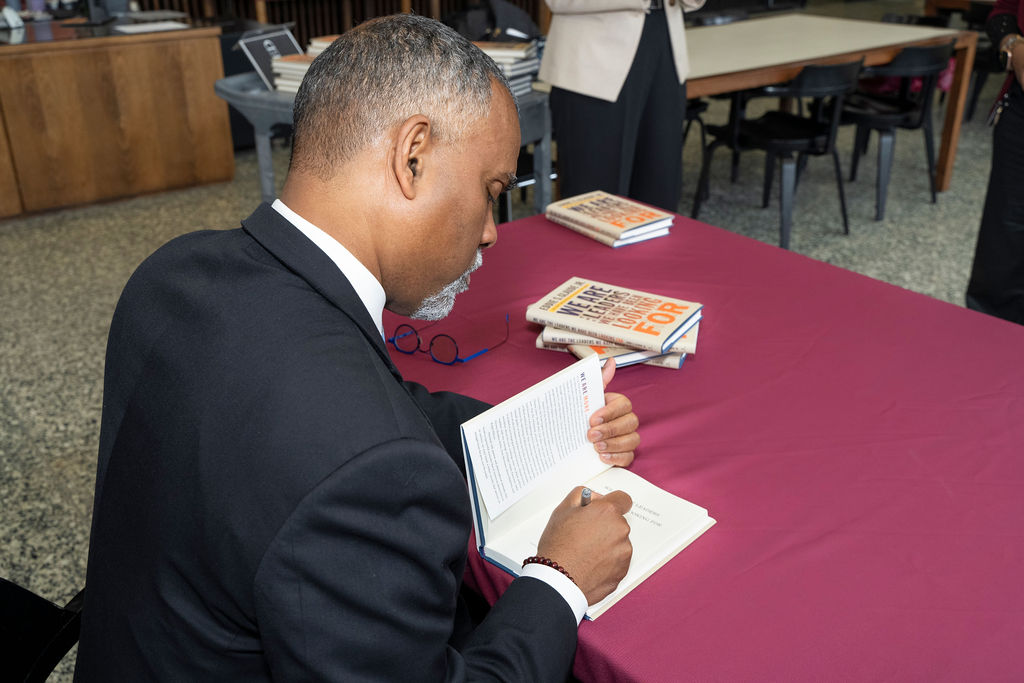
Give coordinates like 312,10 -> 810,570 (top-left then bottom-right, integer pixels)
692,59 -> 863,250
841,41 -> 956,221
0,578 -> 85,682
683,97 -> 709,157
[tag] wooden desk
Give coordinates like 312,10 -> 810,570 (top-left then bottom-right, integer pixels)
686,14 -> 977,192
0,23 -> 234,217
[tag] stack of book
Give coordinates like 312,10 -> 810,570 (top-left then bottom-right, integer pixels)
545,191 -> 674,248
306,34 -> 338,58
271,35 -> 338,93
474,40 -> 540,98
271,54 -> 314,93
527,277 -> 703,370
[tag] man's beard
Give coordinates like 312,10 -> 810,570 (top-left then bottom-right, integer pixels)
410,250 -> 483,321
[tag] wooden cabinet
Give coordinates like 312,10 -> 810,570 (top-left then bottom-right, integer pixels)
0,105 -> 20,217
0,26 -> 233,217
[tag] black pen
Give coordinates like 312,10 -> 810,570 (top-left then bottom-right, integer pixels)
581,487 -> 592,507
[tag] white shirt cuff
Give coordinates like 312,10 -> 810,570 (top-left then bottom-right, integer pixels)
520,563 -> 588,625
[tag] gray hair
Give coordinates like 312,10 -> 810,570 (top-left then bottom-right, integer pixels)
291,14 -> 513,178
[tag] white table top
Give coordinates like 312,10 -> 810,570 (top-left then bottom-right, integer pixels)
688,13 -> 961,80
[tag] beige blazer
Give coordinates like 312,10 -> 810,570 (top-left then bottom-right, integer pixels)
539,0 -> 706,102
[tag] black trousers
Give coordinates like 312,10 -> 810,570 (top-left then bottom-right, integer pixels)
549,9 -> 686,212
966,79 -> 1024,325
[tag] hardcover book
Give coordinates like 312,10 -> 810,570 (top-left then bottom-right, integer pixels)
546,191 -> 674,246
542,321 -> 700,355
569,343 -> 687,370
461,355 -> 715,619
535,333 -> 570,353
526,277 -> 703,354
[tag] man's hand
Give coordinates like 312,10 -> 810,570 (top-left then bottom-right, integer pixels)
588,359 -> 640,466
537,486 -> 633,606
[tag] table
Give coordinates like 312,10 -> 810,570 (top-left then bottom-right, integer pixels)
214,72 -> 552,213
385,214 -> 1024,680
686,14 -> 977,192
0,22 -> 233,217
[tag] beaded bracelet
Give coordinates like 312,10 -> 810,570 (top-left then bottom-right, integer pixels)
522,556 -> 576,585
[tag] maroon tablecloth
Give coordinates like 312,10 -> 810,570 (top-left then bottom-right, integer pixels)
385,214 -> 1024,681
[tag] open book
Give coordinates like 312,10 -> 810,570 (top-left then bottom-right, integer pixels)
461,355 -> 715,619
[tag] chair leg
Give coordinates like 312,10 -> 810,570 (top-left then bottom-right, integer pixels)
692,140 -> 720,219
850,124 -> 869,182
875,130 -> 895,221
795,152 -> 808,193
779,154 -> 796,250
730,149 -> 741,183
698,119 -> 707,165
832,150 -> 850,235
762,152 -> 775,208
696,119 -> 709,201
923,118 -> 938,204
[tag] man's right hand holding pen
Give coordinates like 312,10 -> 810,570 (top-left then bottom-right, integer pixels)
531,358 -> 638,607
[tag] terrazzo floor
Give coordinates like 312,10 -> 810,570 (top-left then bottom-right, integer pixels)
0,1 -> 1006,677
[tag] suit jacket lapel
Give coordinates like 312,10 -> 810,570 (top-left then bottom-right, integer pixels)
240,203 -> 401,379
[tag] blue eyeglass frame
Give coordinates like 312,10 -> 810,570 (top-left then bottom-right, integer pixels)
387,313 -> 510,365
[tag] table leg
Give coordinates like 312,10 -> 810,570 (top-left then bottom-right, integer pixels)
936,32 -> 976,192
532,106 -> 552,214
254,131 -> 276,204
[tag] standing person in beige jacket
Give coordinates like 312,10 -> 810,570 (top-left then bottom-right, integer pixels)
540,0 -> 705,211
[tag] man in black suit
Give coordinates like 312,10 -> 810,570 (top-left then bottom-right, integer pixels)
75,14 -> 640,682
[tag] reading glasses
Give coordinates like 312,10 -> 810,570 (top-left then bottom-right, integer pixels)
388,314 -> 510,365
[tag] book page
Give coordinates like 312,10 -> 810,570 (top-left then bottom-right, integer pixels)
462,355 -> 605,519
584,467 -> 715,618
479,463 -> 715,619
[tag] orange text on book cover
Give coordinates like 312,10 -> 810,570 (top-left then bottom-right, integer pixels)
563,195 -> 670,230
552,283 -> 692,338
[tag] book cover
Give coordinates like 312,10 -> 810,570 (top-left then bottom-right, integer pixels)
569,343 -> 687,370
535,333 -> 570,353
526,277 -> 703,354
461,355 -> 714,619
238,28 -> 303,90
554,216 -> 670,248
543,321 -> 699,355
546,191 -> 674,240
538,335 -> 684,369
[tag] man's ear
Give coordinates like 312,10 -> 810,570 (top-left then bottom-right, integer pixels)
393,114 -> 431,200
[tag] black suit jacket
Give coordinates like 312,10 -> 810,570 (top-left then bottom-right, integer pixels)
74,204 -> 578,681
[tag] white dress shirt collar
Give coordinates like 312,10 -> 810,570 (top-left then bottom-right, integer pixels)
271,199 -> 387,340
